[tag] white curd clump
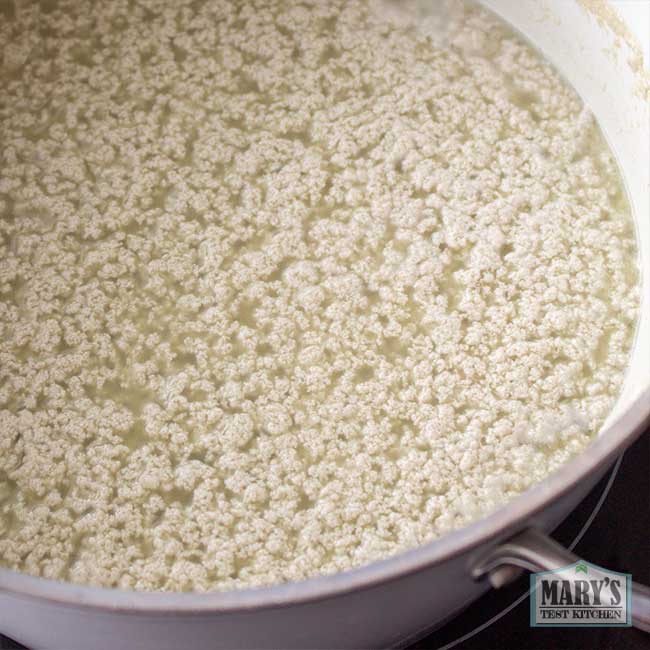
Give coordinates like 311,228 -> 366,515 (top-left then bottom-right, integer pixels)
0,0 -> 639,591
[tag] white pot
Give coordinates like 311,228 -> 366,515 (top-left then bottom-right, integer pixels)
1,2 -> 648,648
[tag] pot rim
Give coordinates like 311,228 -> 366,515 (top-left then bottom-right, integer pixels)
1,385 -> 648,615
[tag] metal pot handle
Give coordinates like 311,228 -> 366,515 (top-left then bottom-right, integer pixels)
471,528 -> 650,633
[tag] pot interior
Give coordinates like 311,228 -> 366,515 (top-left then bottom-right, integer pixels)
481,0 -> 650,429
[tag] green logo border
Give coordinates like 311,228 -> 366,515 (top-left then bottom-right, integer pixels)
530,560 -> 632,627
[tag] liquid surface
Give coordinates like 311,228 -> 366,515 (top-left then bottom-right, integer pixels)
0,0 -> 639,591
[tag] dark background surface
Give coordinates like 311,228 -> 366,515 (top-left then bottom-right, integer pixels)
2,430 -> 648,650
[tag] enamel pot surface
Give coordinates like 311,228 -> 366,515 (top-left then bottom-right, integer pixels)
1,1 -> 649,648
